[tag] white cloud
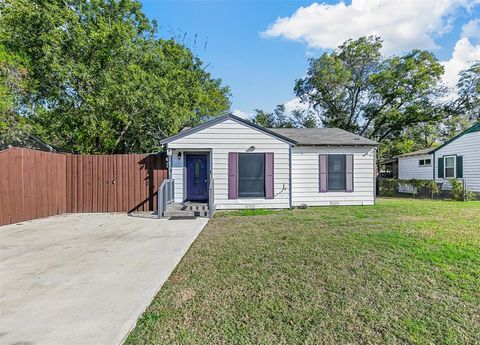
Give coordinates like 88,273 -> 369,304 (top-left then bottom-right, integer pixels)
442,37 -> 480,90
262,0 -> 480,55
461,18 -> 480,39
283,98 -> 310,114
232,109 -> 249,118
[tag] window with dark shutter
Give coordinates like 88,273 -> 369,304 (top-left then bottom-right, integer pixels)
444,156 -> 455,178
328,155 -> 346,191
238,153 -> 265,197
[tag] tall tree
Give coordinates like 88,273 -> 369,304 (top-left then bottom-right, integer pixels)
251,104 -> 317,128
0,44 -> 33,148
443,61 -> 480,136
251,105 -> 293,128
294,36 -> 445,142
0,0 -> 230,153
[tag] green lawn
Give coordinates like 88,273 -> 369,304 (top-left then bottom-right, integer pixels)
127,198 -> 480,345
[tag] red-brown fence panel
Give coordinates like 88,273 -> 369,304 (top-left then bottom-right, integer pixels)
65,153 -> 167,213
0,148 -> 167,226
0,148 -> 67,226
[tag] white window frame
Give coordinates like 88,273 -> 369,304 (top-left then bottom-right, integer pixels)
444,155 -> 456,178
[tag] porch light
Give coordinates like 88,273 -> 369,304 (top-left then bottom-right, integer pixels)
177,151 -> 182,160
247,146 -> 256,152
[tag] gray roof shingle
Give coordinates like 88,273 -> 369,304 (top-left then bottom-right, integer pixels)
396,148 -> 433,158
268,128 -> 378,146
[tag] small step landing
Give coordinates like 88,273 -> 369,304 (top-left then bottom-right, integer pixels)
164,202 -> 209,218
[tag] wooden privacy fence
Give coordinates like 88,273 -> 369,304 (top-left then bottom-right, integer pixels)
0,148 -> 67,226
0,148 -> 167,226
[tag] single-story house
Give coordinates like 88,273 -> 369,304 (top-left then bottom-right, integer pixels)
159,114 -> 378,212
397,148 -> 433,180
433,122 -> 480,193
396,148 -> 433,193
395,122 -> 480,193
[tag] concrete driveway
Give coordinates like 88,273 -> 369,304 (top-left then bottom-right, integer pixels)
0,213 -> 208,345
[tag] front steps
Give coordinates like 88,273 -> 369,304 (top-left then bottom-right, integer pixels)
163,202 -> 209,218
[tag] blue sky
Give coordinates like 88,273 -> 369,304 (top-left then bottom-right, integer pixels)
141,0 -> 480,117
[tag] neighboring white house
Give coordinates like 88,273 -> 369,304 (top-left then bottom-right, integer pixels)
160,114 -> 378,211
397,148 -> 434,180
397,148 -> 434,193
395,122 -> 480,193
432,122 -> 480,193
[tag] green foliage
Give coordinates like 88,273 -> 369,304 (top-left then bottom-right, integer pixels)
251,105 -> 293,128
380,62 -> 478,161
379,179 -> 440,198
0,44 -> 35,148
295,36 -> 445,142
447,62 -> 480,123
0,0 -> 230,153
251,104 -> 317,128
448,179 -> 477,201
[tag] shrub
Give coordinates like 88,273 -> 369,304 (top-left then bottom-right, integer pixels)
448,179 -> 477,201
379,178 -> 440,198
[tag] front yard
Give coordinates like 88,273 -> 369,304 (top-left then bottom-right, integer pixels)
127,198 -> 480,344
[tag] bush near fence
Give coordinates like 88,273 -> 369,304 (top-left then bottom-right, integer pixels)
378,178 -> 476,201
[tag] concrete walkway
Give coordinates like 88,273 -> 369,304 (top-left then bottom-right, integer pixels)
0,213 -> 208,345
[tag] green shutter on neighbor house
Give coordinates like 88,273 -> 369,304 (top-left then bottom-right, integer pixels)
438,157 -> 444,178
456,156 -> 463,178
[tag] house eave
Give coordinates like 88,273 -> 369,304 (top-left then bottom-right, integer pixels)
160,114 -> 297,146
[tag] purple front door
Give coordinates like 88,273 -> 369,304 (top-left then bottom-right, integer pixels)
186,154 -> 208,201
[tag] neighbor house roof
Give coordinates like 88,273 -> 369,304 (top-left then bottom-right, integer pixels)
396,148 -> 434,158
394,122 -> 480,157
160,114 -> 378,146
430,122 -> 480,153
269,128 -> 378,146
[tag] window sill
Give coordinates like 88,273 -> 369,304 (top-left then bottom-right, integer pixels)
320,190 -> 352,193
238,196 -> 267,199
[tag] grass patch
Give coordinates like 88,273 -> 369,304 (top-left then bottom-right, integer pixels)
127,198 -> 480,345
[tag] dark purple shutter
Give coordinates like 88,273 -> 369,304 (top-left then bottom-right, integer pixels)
319,154 -> 328,192
265,153 -> 274,199
346,154 -> 354,192
228,152 -> 238,199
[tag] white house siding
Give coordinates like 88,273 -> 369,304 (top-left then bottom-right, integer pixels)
434,130 -> 480,193
397,154 -> 433,193
398,154 -> 433,180
291,146 -> 375,206
168,119 -> 291,209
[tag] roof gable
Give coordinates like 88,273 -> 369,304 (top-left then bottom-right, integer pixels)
160,114 -> 297,145
431,122 -> 480,153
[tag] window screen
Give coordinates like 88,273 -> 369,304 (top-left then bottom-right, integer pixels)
419,159 -> 425,166
445,156 -> 455,178
425,159 -> 431,165
328,155 -> 346,191
238,153 -> 265,197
